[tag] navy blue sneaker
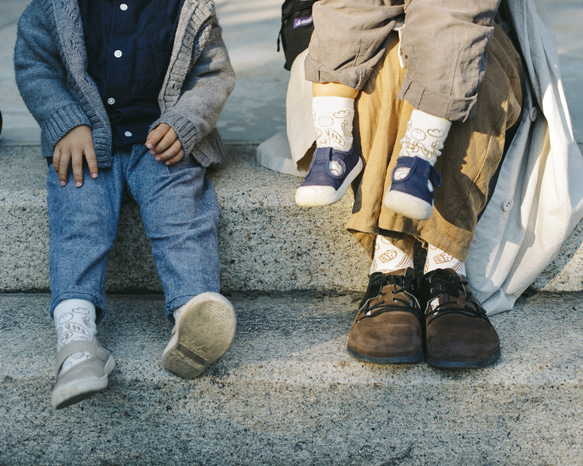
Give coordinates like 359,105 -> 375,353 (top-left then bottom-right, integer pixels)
383,156 -> 441,220
295,147 -> 363,207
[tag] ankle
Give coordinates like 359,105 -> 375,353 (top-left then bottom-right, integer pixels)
54,299 -> 97,375
424,245 -> 466,275
371,236 -> 414,274
399,109 -> 452,165
312,96 -> 355,151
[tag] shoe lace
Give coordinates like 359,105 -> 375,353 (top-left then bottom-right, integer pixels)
425,270 -> 488,323
358,273 -> 419,322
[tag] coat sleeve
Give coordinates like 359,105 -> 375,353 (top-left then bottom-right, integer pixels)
154,14 -> 236,159
14,1 -> 91,153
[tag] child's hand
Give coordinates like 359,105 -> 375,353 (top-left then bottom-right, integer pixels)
53,125 -> 98,187
146,123 -> 184,165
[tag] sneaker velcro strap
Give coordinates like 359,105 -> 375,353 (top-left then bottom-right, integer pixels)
395,156 -> 442,188
55,340 -> 107,374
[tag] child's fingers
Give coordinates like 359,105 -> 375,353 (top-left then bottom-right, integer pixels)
156,139 -> 183,161
85,145 -> 99,180
52,125 -> 96,187
53,148 -> 62,174
152,127 -> 179,155
146,124 -> 167,149
163,148 -> 185,166
57,151 -> 71,186
146,123 -> 175,151
71,149 -> 84,188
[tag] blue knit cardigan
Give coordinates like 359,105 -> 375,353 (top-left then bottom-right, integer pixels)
14,0 -> 236,168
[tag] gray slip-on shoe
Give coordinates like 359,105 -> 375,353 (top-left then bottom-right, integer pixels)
51,339 -> 115,410
162,292 -> 236,379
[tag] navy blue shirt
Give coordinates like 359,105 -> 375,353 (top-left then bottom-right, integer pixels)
79,0 -> 184,150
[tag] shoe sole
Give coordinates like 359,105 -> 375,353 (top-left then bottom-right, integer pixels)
426,349 -> 501,369
347,344 -> 423,365
295,158 -> 363,207
51,355 -> 115,410
384,190 -> 433,220
162,293 -> 236,379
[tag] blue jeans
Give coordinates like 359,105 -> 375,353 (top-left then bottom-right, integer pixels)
46,145 -> 220,323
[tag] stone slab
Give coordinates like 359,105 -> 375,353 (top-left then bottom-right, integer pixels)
3,142 -> 583,295
0,144 -> 370,294
0,291 -> 581,465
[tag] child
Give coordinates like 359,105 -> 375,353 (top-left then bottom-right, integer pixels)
295,0 -> 499,220
14,0 -> 236,409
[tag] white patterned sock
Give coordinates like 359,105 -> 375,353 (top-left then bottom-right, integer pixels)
312,96 -> 355,151
399,109 -> 452,165
424,245 -> 466,276
371,235 -> 414,274
54,299 -> 97,376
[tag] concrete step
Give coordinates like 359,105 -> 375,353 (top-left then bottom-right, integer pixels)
0,143 -> 370,295
2,142 -> 583,296
1,291 -> 581,464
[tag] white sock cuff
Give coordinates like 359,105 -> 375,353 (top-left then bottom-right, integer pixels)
312,96 -> 355,151
173,304 -> 185,323
400,109 -> 453,163
312,96 -> 355,112
424,245 -> 466,275
54,299 -> 96,319
54,299 -> 97,353
409,109 -> 452,134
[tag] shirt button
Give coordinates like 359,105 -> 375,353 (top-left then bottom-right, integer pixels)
114,50 -> 123,58
502,199 -> 514,212
107,97 -> 116,105
124,131 -> 133,137
530,107 -> 538,122
120,3 -> 128,11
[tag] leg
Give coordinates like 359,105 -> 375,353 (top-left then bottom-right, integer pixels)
383,110 -> 452,220
47,159 -> 122,408
348,26 -> 523,368
126,147 -> 221,317
294,86 -> 363,206
384,0 -> 507,220
126,146 -> 235,377
415,27 -> 523,366
47,160 -> 123,318
349,25 -> 523,263
296,0 -> 403,207
305,0 -> 404,90
398,0 -> 500,122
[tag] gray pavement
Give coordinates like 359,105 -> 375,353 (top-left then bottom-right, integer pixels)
1,291 -> 582,464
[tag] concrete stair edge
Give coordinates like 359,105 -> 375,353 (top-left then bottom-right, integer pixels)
1,143 -> 583,295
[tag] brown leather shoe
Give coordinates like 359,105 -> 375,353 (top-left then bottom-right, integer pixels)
347,269 -> 423,364
422,268 -> 500,368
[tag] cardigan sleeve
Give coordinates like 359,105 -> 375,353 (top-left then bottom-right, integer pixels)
14,1 -> 91,153
153,13 -> 235,159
